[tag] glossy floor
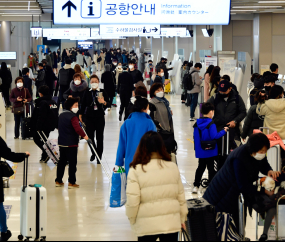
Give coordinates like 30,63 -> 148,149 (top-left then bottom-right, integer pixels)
4,93 -> 262,241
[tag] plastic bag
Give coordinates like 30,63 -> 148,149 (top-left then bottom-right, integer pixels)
109,167 -> 127,208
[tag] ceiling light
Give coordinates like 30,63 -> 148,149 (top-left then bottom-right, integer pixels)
233,6 -> 282,8
258,1 -> 285,3
231,10 -> 257,11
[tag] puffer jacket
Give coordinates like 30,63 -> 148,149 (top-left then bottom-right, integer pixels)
208,89 -> 247,131
126,158 -> 188,237
241,105 -> 264,139
256,98 -> 285,139
63,80 -> 88,102
189,67 -> 202,94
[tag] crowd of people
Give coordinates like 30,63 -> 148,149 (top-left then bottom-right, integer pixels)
0,43 -> 284,241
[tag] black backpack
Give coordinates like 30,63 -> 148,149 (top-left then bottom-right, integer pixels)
58,68 -> 71,86
183,71 -> 196,91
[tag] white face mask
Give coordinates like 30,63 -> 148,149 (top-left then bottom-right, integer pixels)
129,65 -> 134,69
74,80 -> 81,86
113,63 -> 117,66
147,109 -> 151,115
17,83 -> 23,88
91,83 -> 99,90
156,91 -> 164,98
72,108 -> 79,114
253,153 -> 266,161
118,65 -> 122,68
160,73 -> 164,77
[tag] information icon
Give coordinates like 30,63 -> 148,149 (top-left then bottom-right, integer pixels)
81,0 -> 102,18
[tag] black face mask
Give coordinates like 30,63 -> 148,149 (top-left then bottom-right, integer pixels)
219,92 -> 229,99
265,86 -> 272,92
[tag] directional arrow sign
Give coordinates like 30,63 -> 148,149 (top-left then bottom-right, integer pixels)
62,0 -> 77,18
152,27 -> 158,32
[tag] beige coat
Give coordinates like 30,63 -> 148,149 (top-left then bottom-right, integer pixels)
126,158 -> 188,237
256,98 -> 285,139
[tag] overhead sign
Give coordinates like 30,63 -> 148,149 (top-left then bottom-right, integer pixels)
0,52 -> 17,60
100,24 -> 160,36
161,28 -> 187,37
91,28 -> 100,37
43,28 -> 90,39
30,27 -> 43,38
53,0 -> 231,25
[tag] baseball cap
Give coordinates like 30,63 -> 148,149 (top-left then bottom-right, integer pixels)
218,80 -> 232,92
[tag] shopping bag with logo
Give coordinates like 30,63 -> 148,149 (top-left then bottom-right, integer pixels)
43,138 -> 60,165
216,212 -> 241,241
109,167 -> 127,208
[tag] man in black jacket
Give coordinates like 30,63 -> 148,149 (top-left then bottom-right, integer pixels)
118,65 -> 134,121
128,60 -> 143,86
22,68 -> 33,98
36,63 -> 46,97
208,80 -> 246,151
42,60 -> 58,96
31,85 -> 58,163
57,58 -> 75,108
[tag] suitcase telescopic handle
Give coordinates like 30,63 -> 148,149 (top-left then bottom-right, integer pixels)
22,156 -> 28,192
259,127 -> 270,135
222,130 -> 230,156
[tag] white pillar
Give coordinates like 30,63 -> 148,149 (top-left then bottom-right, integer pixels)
175,36 -> 178,54
193,26 -> 197,63
0,21 -> 11,52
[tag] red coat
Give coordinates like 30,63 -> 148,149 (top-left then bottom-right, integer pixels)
9,87 -> 32,114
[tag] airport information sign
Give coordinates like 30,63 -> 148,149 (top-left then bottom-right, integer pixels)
100,24 -> 160,36
43,28 -> 90,39
53,0 -> 231,25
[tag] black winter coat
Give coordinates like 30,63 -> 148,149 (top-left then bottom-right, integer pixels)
31,96 -> 59,132
23,75 -> 33,97
118,72 -> 133,97
208,90 -> 247,131
105,52 -> 112,64
129,69 -> 143,85
0,69 -> 12,88
79,88 -> 110,118
0,137 -> 26,202
241,105 -> 264,139
203,144 -> 272,214
63,80 -> 88,102
101,71 -> 116,100
44,65 -> 57,95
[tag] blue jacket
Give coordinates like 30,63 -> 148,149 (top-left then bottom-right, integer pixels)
122,54 -> 128,64
194,118 -> 226,159
115,112 -> 157,175
203,144 -> 272,214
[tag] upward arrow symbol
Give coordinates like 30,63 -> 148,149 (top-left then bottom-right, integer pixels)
62,0 -> 77,18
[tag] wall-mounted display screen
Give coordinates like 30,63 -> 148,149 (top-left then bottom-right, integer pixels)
78,41 -> 93,49
0,52 -> 17,60
53,0 -> 231,25
43,28 -> 90,39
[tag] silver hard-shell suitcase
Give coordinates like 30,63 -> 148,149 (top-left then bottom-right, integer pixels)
19,157 -> 47,241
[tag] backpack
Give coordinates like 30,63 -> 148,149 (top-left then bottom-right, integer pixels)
58,68 -> 71,86
183,71 -> 196,91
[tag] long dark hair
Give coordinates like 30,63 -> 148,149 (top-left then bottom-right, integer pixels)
205,65 -> 214,76
269,85 -> 284,99
1,62 -> 7,72
210,66 -> 221,84
130,131 -> 172,172
210,76 -> 221,95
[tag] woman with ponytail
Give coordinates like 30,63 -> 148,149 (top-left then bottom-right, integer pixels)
115,96 -> 157,176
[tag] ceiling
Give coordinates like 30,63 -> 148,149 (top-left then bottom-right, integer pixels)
0,0 -> 285,20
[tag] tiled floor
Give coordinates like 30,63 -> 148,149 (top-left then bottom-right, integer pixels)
3,89 -> 261,241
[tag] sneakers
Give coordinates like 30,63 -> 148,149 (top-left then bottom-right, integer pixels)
68,183 -> 80,189
1,230 -> 12,241
189,118 -> 195,122
192,186 -> 199,194
90,154 -> 96,162
108,108 -> 111,111
55,182 -> 64,187
259,234 -> 268,241
40,155 -> 49,164
14,137 -> 19,140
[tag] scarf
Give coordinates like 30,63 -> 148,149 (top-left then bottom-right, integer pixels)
155,96 -> 172,120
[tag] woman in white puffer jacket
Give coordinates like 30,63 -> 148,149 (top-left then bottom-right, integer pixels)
126,131 -> 188,241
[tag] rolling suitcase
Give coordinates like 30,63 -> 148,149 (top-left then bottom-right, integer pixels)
21,103 -> 33,140
52,90 -> 60,110
19,157 -> 47,241
185,198 -> 217,241
38,131 -> 59,165
164,81 -> 171,93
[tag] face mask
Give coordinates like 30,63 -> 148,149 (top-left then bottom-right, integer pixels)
156,91 -> 164,98
149,64 -> 153,67
72,108 -> 79,114
147,110 -> 151,115
91,83 -> 99,90
253,153 -> 266,161
265,86 -> 271,92
74,80 -> 81,85
17,83 -> 23,88
219,93 -> 229,99
160,73 -> 164,77
129,65 -> 133,69
113,63 -> 117,66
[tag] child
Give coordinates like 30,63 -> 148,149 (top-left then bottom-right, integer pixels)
192,103 -> 228,194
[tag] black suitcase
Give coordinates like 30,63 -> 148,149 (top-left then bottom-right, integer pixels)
185,198 -> 217,241
21,103 -> 33,140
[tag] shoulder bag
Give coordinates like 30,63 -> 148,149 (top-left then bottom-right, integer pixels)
0,160 -> 14,177
14,89 -> 26,115
197,121 -> 217,151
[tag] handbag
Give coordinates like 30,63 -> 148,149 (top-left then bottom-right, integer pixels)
109,167 -> 127,208
156,123 -> 177,153
216,212 -> 241,241
181,228 -> 190,241
0,160 -> 14,178
13,89 -> 26,115
97,56 -> 102,63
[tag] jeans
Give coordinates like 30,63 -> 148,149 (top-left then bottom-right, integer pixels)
59,85 -> 69,109
138,233 -> 178,241
14,113 -> 24,138
0,203 -> 7,233
86,117 -> 105,160
190,93 -> 199,118
56,147 -> 78,184
33,130 -> 51,158
194,157 -> 216,188
186,93 -> 191,106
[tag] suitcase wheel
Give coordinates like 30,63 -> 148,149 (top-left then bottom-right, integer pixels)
201,178 -> 210,188
18,235 -> 23,241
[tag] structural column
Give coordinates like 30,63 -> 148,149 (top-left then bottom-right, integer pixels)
0,21 -> 11,52
175,36 -> 178,54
